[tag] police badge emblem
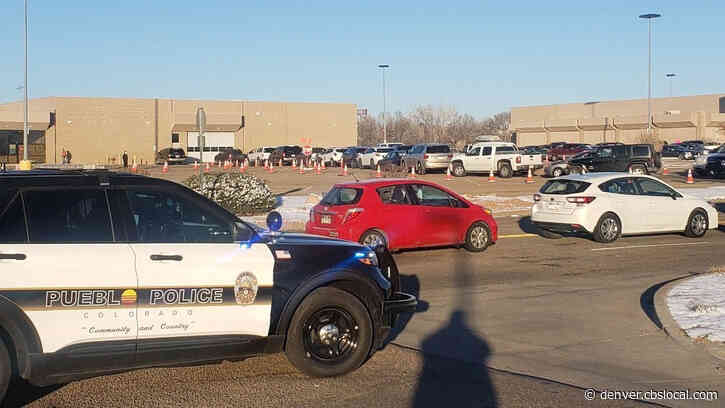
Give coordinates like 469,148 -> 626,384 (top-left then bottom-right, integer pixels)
234,272 -> 258,305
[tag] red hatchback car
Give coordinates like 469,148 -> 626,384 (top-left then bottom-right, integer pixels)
305,179 -> 498,252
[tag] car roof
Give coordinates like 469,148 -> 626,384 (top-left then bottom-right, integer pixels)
555,172 -> 659,183
332,178 -> 446,189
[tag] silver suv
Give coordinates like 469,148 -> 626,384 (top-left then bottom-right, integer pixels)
401,144 -> 453,174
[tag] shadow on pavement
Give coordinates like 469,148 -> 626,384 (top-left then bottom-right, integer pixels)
2,380 -> 63,408
517,215 -> 538,234
385,275 -> 428,345
412,250 -> 497,407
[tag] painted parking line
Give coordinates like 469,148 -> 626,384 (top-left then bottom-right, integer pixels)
499,233 -> 538,239
591,242 -> 712,252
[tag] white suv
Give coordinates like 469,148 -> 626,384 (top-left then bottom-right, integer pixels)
0,169 -> 416,401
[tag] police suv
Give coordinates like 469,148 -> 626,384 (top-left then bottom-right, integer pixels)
0,169 -> 416,401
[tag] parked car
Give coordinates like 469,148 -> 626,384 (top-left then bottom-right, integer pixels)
359,147 -> 395,168
662,143 -> 686,158
269,145 -> 303,166
547,143 -> 590,160
378,150 -> 405,171
342,147 -> 369,168
377,142 -> 404,149
677,143 -> 704,160
567,144 -> 660,175
305,179 -> 497,252
401,144 -> 453,174
310,147 -> 326,164
247,146 -> 276,164
214,148 -> 247,164
323,147 -> 347,166
531,173 -> 718,242
703,145 -> 725,177
395,145 -> 413,156
450,142 -> 543,178
156,147 -> 186,165
543,150 -> 595,178
0,168 -> 417,401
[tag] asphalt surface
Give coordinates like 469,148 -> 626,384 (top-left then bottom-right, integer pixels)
7,162 -> 725,407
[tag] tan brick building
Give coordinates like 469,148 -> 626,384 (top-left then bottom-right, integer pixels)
0,97 -> 357,165
511,94 -> 725,147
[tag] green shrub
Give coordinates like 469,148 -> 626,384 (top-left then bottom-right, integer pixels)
184,173 -> 276,216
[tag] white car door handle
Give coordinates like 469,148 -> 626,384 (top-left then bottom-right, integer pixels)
0,253 -> 26,260
150,254 -> 183,261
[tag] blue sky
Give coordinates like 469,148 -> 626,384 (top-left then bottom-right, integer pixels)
1,1 -> 723,118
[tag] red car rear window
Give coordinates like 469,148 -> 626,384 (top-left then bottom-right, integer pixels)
320,188 -> 363,206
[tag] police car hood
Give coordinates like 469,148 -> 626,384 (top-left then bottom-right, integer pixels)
262,232 -> 365,249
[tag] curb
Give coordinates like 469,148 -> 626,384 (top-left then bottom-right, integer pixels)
654,274 -> 725,362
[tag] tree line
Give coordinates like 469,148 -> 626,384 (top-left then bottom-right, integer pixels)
357,105 -> 511,148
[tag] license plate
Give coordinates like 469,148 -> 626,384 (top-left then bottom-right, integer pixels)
321,215 -> 332,224
547,203 -> 561,210
721,160 -> 725,166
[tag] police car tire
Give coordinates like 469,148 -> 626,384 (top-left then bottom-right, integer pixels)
0,340 -> 10,402
285,287 -> 373,377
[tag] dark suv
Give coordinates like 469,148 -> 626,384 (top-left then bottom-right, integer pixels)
568,144 -> 661,174
156,148 -> 186,164
269,145 -> 302,165
0,168 -> 416,402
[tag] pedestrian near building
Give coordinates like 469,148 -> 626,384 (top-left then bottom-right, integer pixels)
66,150 -> 72,164
122,151 -> 129,168
61,149 -> 67,164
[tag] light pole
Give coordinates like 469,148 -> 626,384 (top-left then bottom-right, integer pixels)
666,73 -> 676,97
378,64 -> 390,144
639,13 -> 661,133
23,0 -> 29,162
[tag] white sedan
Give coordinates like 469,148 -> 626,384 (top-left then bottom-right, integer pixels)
531,173 -> 718,243
359,147 -> 395,168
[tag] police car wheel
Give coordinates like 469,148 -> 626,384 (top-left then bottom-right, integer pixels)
0,340 -> 10,402
286,287 -> 373,377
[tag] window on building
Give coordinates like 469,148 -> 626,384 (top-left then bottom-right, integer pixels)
171,133 -> 180,143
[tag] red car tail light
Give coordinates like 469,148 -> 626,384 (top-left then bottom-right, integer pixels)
448,154 -> 453,158
566,196 -> 596,204
533,193 -> 541,202
516,156 -> 521,164
342,207 -> 364,223
424,154 -> 429,159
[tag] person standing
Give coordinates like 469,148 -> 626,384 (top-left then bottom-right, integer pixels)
61,148 -> 67,164
122,151 -> 129,168
66,150 -> 72,164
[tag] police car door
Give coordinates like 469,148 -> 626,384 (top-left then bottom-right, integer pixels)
0,187 -> 138,356
121,187 -> 275,353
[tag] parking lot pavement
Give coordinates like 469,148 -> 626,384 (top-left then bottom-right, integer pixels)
389,218 -> 725,408
16,344 -> 651,408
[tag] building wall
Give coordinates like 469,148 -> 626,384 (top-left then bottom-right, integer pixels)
512,94 -> 725,146
0,97 -> 357,164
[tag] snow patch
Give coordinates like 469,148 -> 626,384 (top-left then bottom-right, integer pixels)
666,273 -> 725,342
680,186 -> 725,201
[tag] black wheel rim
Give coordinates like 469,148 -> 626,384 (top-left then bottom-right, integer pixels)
303,307 -> 359,364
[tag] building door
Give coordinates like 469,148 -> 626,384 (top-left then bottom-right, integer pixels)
186,132 -> 235,161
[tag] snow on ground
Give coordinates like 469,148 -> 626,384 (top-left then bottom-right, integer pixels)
666,272 -> 725,342
680,186 -> 725,201
240,194 -> 320,230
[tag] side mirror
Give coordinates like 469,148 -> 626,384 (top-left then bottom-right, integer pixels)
266,211 -> 283,231
670,193 -> 678,200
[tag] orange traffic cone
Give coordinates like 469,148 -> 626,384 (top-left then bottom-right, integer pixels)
131,160 -> 137,173
488,168 -> 496,183
343,162 -> 348,176
446,165 -> 453,180
321,160 -> 326,171
204,162 -> 210,173
269,160 -> 275,173
299,160 -> 305,174
162,161 -> 169,173
265,160 -> 270,172
376,164 -> 382,178
525,167 -> 534,183
409,166 -> 416,179
316,162 -> 321,175
279,159 -> 283,168
662,167 -> 669,175
686,168 -> 694,184
292,159 -> 297,169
